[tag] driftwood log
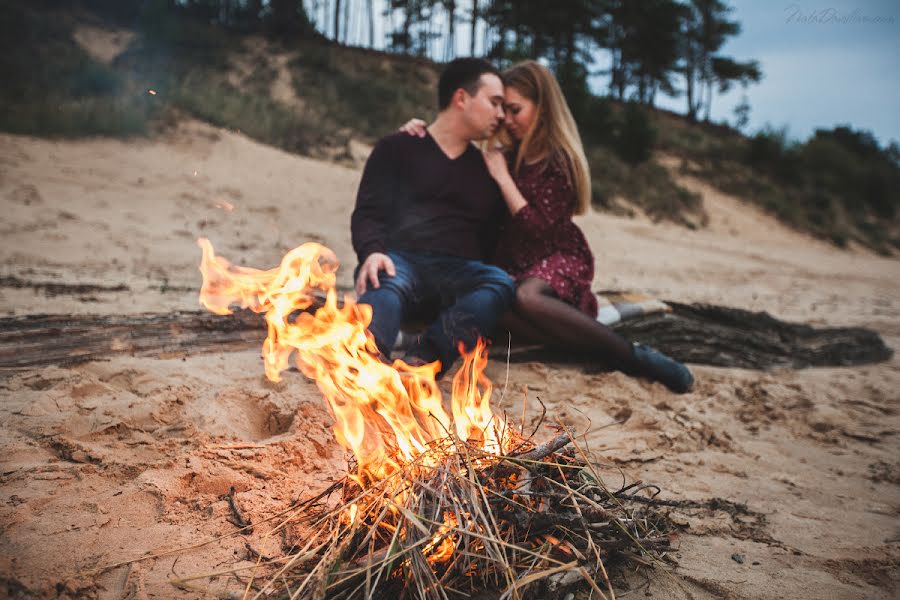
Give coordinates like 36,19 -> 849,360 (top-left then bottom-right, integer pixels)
511,301 -> 893,370
0,301 -> 891,371
621,302 -> 894,368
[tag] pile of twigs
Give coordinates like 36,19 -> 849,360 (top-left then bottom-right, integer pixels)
246,427 -> 671,600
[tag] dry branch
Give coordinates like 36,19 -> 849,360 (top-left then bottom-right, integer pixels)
225,486 -> 253,533
509,430 -> 572,462
235,432 -> 672,600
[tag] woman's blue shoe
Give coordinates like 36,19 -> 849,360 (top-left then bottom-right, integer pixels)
631,344 -> 694,393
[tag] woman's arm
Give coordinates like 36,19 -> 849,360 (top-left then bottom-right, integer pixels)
483,147 -> 527,215
499,160 -> 576,240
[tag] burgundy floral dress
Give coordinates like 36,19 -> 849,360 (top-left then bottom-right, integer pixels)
492,159 -> 598,317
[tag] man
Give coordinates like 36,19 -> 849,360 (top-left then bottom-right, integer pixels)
351,58 -> 515,374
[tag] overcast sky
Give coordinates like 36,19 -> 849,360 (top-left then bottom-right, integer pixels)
308,0 -> 899,146
659,0 -> 900,145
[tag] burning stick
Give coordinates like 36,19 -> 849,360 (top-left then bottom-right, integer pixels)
196,239 -> 672,598
247,433 -> 670,599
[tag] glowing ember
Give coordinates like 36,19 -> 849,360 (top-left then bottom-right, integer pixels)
197,238 -> 509,482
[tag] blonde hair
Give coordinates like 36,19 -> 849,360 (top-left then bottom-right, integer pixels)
501,61 -> 592,215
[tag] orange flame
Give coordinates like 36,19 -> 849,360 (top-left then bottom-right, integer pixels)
197,238 -> 507,481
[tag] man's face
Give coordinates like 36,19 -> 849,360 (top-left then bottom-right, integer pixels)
461,73 -> 505,140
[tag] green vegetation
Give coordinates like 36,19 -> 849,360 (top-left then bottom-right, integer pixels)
656,113 -> 900,253
590,144 -> 704,227
0,2 -> 156,136
0,1 -> 438,156
577,97 -> 702,224
119,30 -> 322,155
288,46 -> 436,142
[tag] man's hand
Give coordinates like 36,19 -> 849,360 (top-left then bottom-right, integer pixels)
355,252 -> 396,296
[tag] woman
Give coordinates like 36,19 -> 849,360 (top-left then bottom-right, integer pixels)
403,61 -> 693,393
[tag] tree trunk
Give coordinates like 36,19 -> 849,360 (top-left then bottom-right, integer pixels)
564,28 -> 575,73
616,62 -> 626,101
684,55 -> 697,121
470,0 -> 478,55
269,0 -> 298,34
493,23 -> 505,60
609,49 -> 622,99
342,0 -> 350,44
366,0 -> 375,47
334,0 -> 341,41
0,303 -> 890,371
402,6 -> 412,53
445,1 -> 456,61
250,0 -> 263,23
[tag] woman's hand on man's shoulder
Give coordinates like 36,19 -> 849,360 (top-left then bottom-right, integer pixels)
399,118 -> 427,137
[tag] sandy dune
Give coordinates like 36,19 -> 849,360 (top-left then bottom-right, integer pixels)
1,123 -> 898,598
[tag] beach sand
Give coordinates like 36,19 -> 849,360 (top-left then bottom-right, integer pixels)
1,122 -> 898,598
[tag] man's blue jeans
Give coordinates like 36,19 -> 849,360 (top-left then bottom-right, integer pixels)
357,251 -> 515,374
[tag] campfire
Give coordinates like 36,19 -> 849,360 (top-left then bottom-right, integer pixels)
197,238 -> 671,599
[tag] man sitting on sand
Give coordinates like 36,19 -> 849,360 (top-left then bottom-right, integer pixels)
351,58 -> 515,374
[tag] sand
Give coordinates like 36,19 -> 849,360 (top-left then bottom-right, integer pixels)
1,122 -> 898,599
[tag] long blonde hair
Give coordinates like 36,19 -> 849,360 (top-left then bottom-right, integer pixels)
501,61 -> 591,215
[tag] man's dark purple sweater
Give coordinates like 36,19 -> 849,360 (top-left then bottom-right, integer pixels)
351,132 -> 503,264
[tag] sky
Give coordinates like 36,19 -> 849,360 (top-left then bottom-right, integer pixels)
306,0 -> 900,146
663,0 -> 900,146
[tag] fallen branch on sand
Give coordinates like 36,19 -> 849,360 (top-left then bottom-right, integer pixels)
224,486 -> 253,533
525,301 -> 894,369
0,300 -> 891,370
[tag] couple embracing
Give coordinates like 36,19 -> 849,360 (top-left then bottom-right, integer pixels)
351,58 -> 693,394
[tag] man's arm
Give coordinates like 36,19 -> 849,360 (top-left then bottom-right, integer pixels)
479,182 -> 505,262
351,137 -> 396,295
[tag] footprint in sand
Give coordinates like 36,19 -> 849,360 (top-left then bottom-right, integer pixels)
8,183 -> 43,206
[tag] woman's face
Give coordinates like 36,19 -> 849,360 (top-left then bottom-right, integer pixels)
503,87 -> 537,141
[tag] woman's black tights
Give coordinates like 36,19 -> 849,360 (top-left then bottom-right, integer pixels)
498,277 -> 637,370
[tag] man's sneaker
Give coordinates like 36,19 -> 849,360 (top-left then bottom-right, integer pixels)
631,344 -> 694,394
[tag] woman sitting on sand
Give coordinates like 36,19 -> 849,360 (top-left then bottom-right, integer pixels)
402,61 -> 693,393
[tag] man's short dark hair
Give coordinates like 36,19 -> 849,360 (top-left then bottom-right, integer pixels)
437,58 -> 500,111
